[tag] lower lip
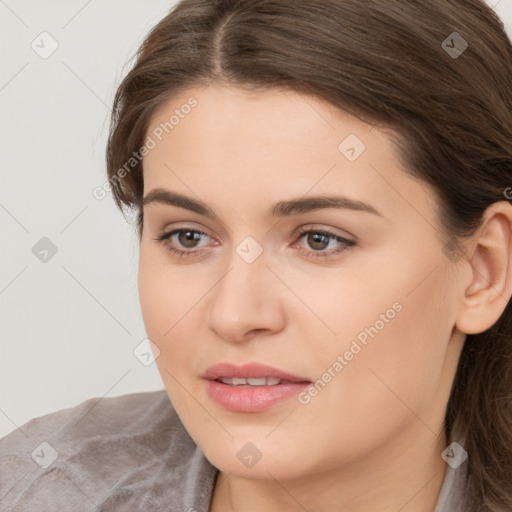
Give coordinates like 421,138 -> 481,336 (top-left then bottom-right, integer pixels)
204,379 -> 310,412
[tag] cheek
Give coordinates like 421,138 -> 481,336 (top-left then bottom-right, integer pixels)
323,268 -> 453,425
138,252 -> 165,334
137,249 -> 213,388
138,246 -> 197,336
307,244 -> 453,402
138,251 -> 197,410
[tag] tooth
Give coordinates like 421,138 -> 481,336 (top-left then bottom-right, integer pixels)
218,376 -> 284,386
247,377 -> 267,386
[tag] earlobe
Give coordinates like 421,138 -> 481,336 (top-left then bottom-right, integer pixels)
455,201 -> 512,335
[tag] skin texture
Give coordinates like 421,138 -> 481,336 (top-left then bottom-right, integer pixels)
138,85 -> 512,512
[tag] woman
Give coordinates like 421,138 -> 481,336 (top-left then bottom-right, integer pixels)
2,0 -> 512,510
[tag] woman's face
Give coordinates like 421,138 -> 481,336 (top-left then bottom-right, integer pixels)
138,85 -> 466,480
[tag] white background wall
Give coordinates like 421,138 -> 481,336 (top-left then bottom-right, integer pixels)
1,0 -> 511,438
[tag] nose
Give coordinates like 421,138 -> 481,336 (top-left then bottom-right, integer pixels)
207,247 -> 286,344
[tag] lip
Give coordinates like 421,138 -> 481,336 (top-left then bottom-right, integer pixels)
202,362 -> 310,382
202,362 -> 311,413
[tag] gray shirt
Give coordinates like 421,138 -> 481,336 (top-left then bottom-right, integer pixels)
0,390 -> 469,511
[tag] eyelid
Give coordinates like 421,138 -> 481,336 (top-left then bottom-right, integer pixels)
293,223 -> 356,242
291,226 -> 356,259
159,220 -> 216,236
155,227 -> 214,246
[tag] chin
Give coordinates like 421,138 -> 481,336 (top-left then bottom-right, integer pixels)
204,443 -> 314,481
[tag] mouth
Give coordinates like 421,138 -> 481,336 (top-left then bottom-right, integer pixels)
202,362 -> 311,412
215,376 -> 300,387
202,362 -> 310,383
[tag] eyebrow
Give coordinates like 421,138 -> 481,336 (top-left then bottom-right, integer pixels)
142,188 -> 383,219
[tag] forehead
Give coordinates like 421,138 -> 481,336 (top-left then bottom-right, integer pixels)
145,84 -> 387,155
142,85 -> 436,224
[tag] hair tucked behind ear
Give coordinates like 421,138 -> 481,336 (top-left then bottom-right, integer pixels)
105,1 -> 512,508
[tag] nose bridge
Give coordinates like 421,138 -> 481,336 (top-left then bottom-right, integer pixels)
207,236 -> 285,341
213,239 -> 270,315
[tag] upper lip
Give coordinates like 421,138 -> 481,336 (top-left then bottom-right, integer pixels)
202,362 -> 311,383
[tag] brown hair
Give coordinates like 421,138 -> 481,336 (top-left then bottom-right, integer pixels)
105,0 -> 512,509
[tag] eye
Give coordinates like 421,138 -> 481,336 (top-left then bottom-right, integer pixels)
154,228 -> 213,258
293,226 -> 355,260
154,225 -> 356,260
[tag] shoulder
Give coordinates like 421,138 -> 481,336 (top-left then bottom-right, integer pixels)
0,390 -> 218,512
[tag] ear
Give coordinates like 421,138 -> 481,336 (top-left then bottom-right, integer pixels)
455,201 -> 512,335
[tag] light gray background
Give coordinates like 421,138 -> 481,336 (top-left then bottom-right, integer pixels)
1,0 -> 511,438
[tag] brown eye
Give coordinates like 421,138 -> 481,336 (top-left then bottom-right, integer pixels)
294,227 -> 356,260
155,228 -> 212,257
305,232 -> 331,251
177,230 -> 204,248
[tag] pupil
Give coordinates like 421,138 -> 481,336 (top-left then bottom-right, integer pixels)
179,231 -> 200,248
309,233 -> 328,251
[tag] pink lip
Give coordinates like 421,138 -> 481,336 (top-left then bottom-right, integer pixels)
202,362 -> 309,382
202,362 -> 311,413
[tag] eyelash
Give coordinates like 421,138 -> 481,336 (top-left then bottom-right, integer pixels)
154,226 -> 355,261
